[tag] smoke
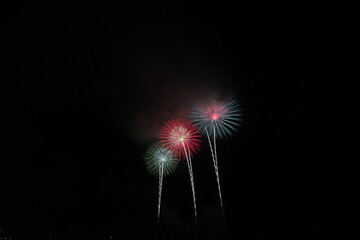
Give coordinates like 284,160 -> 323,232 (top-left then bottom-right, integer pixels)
108,28 -> 239,146
123,64 -> 224,145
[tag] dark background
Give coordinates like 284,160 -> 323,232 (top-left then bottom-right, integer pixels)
1,2 -> 355,239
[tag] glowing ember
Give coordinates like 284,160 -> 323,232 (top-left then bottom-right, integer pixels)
211,113 -> 219,120
159,119 -> 202,159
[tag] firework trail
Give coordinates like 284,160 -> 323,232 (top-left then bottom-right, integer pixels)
182,142 -> 197,222
205,127 -> 223,211
191,98 -> 241,216
144,143 -> 178,222
158,163 -> 164,221
160,119 -> 201,223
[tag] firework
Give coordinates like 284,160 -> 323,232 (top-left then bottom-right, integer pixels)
190,97 -> 241,216
144,142 -> 179,222
190,98 -> 241,139
160,119 -> 201,159
159,119 -> 202,223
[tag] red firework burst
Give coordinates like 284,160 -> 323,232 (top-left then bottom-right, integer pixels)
159,119 -> 202,159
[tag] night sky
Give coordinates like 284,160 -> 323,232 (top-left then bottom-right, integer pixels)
1,2 -> 354,240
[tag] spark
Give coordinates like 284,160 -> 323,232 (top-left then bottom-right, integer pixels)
144,142 -> 178,222
160,119 -> 202,223
191,97 -> 241,217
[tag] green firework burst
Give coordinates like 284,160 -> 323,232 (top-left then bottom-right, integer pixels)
144,143 -> 179,177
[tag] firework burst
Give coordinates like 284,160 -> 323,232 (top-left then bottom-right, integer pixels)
144,142 -> 179,222
190,97 -> 241,217
190,98 -> 241,139
159,119 -> 202,223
